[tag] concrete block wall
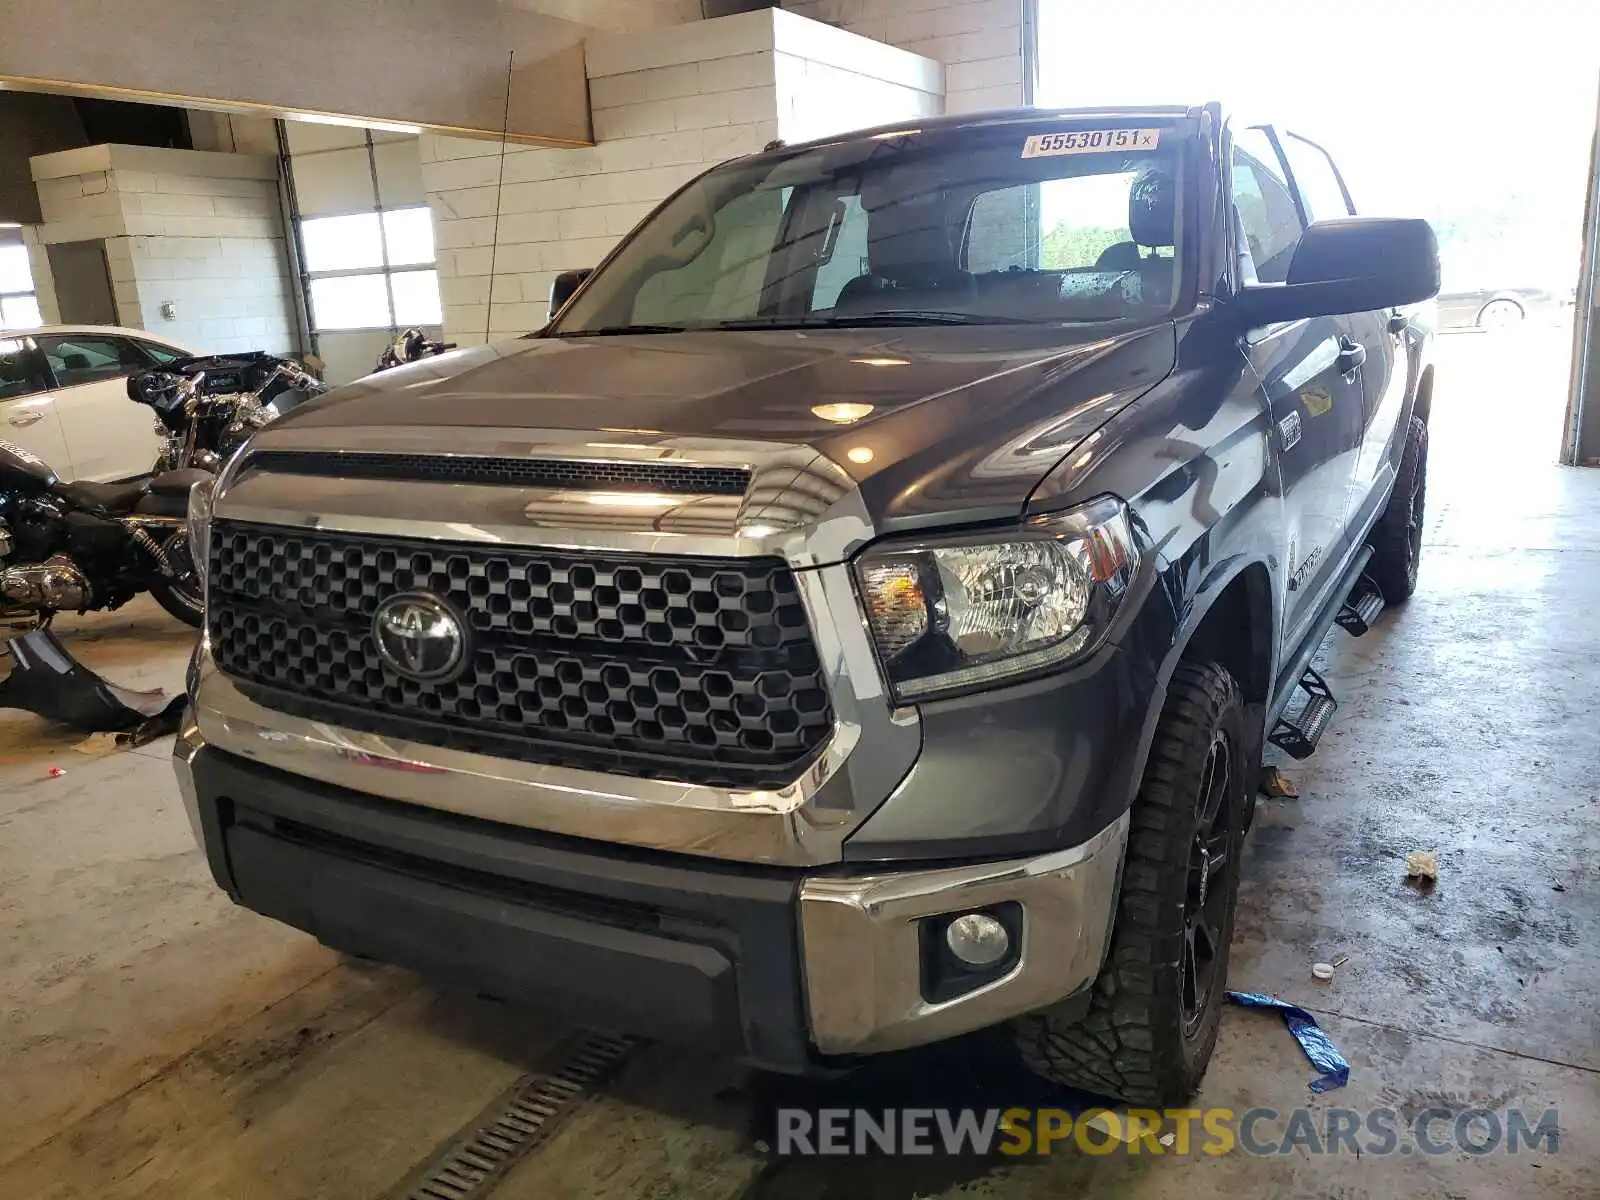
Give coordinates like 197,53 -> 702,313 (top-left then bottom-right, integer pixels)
422,12 -> 783,343
423,8 -> 943,344
770,8 -> 942,143
29,145 -> 296,353
783,0 -> 1025,113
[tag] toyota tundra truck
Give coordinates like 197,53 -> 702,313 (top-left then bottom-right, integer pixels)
174,104 -> 1438,1103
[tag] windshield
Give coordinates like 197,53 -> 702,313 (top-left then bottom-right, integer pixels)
549,120 -> 1190,335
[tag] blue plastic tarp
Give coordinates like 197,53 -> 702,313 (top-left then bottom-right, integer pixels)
1226,990 -> 1350,1093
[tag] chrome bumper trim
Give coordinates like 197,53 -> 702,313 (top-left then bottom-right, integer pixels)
799,810 -> 1128,1055
173,712 -> 206,851
187,563 -> 919,867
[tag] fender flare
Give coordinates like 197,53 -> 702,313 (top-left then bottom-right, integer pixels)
1115,552 -> 1278,817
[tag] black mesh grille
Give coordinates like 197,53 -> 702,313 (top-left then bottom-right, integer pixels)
206,521 -> 833,788
241,452 -> 751,496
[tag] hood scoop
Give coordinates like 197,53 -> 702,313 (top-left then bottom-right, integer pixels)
240,451 -> 753,497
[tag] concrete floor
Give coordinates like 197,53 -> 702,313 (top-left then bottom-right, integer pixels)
1,325 -> 1596,1199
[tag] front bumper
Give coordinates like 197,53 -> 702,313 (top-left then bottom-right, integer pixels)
175,722 -> 1127,1067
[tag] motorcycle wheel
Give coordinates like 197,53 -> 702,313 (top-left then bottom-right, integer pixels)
148,531 -> 204,629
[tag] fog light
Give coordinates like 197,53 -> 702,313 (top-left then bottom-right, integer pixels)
944,912 -> 1011,967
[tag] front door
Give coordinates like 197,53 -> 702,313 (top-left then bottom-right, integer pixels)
1245,319 -> 1368,652
0,337 -> 73,480
36,334 -> 164,482
1231,128 -> 1366,651
1275,131 -> 1408,541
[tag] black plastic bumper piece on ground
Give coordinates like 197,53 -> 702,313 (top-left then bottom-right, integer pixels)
189,748 -> 816,1072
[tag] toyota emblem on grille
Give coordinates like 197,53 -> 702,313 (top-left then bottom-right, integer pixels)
372,593 -> 466,682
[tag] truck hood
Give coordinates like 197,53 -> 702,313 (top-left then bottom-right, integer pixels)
270,324 -> 1176,536
234,324 -> 1178,567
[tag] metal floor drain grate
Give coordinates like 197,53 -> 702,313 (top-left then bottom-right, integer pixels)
391,1031 -> 643,1200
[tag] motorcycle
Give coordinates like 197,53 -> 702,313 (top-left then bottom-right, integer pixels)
0,441 -> 209,629
374,327 -> 455,372
0,353 -> 323,632
128,352 -> 326,473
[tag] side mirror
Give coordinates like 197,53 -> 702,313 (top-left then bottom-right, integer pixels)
549,268 -> 593,315
1228,217 -> 1439,326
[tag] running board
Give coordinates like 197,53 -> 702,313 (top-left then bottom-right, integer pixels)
1335,575 -> 1385,636
1268,667 -> 1337,759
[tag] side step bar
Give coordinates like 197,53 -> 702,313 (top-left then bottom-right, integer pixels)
1269,565 -> 1387,760
1269,668 -> 1337,759
1335,575 -> 1386,636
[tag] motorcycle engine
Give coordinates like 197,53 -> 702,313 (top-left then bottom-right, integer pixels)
0,554 -> 92,612
0,516 -> 12,562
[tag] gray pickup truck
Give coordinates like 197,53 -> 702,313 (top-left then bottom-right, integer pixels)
175,104 -> 1437,1103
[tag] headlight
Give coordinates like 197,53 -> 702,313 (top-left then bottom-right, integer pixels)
854,497 -> 1140,701
187,475 -> 216,595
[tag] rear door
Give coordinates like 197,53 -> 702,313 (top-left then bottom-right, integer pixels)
0,336 -> 73,479
1231,126 -> 1367,652
1278,132 -> 1407,537
35,333 -> 165,482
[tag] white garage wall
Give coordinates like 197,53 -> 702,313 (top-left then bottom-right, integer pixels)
423,8 -> 943,345
29,144 -> 296,354
784,0 -> 1025,113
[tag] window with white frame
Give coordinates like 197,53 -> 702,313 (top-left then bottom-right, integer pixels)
300,206 -> 442,330
0,241 -> 42,331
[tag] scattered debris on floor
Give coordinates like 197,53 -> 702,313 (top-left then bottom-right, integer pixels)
1259,766 -> 1299,798
1405,850 -> 1439,882
1226,991 -> 1350,1092
45,766 -> 65,779
73,731 -> 125,757
1311,954 -> 1349,983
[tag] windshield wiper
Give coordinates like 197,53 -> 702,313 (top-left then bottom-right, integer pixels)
553,324 -> 692,337
713,312 -> 1036,330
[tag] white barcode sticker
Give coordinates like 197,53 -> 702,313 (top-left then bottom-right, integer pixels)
1021,128 -> 1161,158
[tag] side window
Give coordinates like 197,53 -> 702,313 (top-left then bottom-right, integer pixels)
0,340 -> 45,401
1280,134 -> 1354,223
137,340 -> 184,365
811,195 -> 869,310
38,336 -> 146,386
1231,129 -> 1303,285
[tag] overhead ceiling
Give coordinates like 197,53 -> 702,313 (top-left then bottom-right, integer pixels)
0,0 -> 699,147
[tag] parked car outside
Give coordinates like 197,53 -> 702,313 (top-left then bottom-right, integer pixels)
1435,285 -> 1573,331
176,105 -> 1439,1104
0,325 -> 195,482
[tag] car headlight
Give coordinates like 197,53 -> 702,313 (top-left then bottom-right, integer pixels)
854,497 -> 1140,702
187,474 -> 216,594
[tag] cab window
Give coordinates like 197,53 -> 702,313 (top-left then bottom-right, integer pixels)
1280,133 -> 1355,223
1230,129 -> 1303,285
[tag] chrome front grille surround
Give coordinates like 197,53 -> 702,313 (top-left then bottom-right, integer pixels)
192,426 -> 919,866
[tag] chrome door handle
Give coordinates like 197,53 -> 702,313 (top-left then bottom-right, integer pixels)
7,411 -> 44,427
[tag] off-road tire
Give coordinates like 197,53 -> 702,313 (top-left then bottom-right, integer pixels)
1013,661 -> 1249,1104
1367,415 -> 1428,603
